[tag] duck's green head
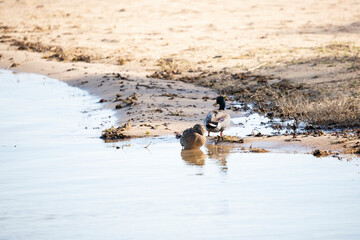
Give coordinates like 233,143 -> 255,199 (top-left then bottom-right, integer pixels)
216,96 -> 226,110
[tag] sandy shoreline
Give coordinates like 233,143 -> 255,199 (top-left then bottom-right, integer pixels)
1,0 -> 360,155
1,45 -> 359,156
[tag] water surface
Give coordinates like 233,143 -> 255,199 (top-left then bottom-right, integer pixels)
1,70 -> 360,240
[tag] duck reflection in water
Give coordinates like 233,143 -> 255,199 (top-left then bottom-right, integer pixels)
205,143 -> 233,172
181,149 -> 207,166
180,143 -> 234,172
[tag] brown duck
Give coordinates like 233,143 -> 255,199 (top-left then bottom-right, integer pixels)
177,124 -> 207,150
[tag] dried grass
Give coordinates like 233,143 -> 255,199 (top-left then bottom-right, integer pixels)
275,94 -> 360,128
148,58 -> 191,79
8,39 -> 93,63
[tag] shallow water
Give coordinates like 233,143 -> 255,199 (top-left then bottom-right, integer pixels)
227,110 -> 293,137
1,70 -> 360,240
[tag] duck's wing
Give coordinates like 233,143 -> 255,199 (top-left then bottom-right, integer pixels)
180,128 -> 194,147
211,111 -> 231,131
204,111 -> 220,130
211,110 -> 230,122
219,112 -> 231,130
204,111 -> 213,124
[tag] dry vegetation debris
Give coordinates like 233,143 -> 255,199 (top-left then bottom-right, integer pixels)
343,144 -> 360,155
312,149 -> 333,157
147,58 -> 191,79
210,135 -> 244,143
114,93 -> 138,109
101,120 -> 132,140
4,38 -> 92,63
248,147 -> 269,153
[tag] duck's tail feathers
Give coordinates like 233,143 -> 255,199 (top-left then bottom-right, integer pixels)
175,132 -> 182,139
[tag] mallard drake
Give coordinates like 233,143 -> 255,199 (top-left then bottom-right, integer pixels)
178,124 -> 207,150
204,96 -> 231,137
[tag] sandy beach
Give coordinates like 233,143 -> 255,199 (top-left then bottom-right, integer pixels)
1,0 -> 360,154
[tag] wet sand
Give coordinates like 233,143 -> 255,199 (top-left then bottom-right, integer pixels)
1,0 -> 360,154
